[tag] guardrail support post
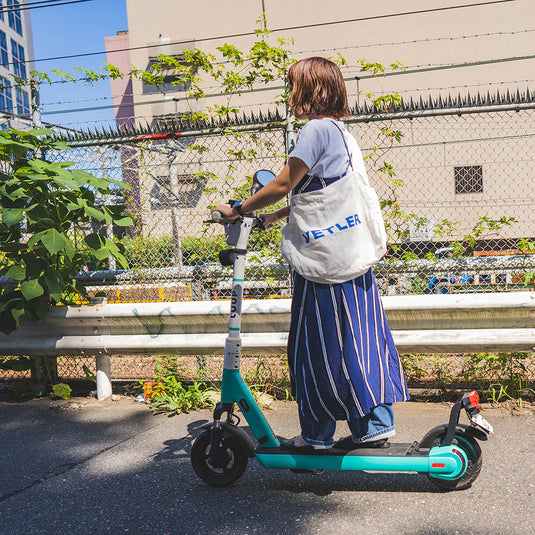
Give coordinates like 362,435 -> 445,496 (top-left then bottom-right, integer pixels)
96,355 -> 112,400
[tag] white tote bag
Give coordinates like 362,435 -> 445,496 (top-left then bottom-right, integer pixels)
281,158 -> 387,285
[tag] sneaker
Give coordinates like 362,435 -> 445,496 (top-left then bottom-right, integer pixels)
280,435 -> 331,452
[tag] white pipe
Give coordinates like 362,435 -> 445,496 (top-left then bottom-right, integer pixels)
0,329 -> 534,356
34,291 -> 535,321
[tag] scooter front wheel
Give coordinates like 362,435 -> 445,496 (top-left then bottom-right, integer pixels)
191,429 -> 248,486
426,431 -> 482,491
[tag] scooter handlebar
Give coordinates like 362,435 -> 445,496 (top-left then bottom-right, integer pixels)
204,210 -> 242,224
205,211 -> 266,228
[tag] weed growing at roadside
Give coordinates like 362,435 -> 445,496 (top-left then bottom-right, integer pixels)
242,355 -> 293,401
142,376 -> 215,416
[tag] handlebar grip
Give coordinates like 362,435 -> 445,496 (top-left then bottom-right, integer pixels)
210,210 -> 224,222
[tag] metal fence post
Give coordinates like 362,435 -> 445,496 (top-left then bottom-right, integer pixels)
96,354 -> 113,400
285,111 -> 296,156
169,157 -> 184,267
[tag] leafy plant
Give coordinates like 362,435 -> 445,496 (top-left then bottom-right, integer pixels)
0,356 -> 32,372
461,351 -> 534,405
399,353 -> 428,383
242,354 -> 293,400
0,127 -> 135,334
82,364 -> 96,384
52,383 -> 72,400
145,376 -> 215,416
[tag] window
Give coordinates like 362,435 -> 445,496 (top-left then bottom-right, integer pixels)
149,175 -> 204,210
454,165 -> 483,194
0,77 -> 13,113
0,31 -> 8,66
142,58 -> 192,95
15,88 -> 29,115
11,39 -> 25,79
0,1 -> 4,22
7,1 -> 23,36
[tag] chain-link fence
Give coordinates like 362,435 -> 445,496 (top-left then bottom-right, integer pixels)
2,93 -> 535,386
51,123 -> 292,303
46,96 -> 535,302
347,103 -> 535,295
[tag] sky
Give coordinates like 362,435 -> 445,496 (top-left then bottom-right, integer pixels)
30,0 -> 128,132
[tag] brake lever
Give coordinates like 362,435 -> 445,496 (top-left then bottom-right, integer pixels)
253,216 -> 266,230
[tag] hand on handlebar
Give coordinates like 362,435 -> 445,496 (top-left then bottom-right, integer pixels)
214,203 -> 239,220
208,202 -> 242,223
258,212 -> 278,228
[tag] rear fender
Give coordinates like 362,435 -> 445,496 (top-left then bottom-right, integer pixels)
419,423 -> 487,449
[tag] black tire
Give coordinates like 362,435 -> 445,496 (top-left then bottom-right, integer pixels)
427,432 -> 482,491
191,429 -> 248,486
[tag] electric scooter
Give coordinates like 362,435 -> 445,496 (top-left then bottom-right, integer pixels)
191,170 -> 494,490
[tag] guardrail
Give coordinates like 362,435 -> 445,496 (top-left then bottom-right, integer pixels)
1,292 -> 534,399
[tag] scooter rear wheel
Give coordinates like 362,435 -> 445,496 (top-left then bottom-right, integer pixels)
191,429 -> 248,486
427,432 -> 482,491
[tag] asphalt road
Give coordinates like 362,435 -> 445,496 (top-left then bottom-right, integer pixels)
0,396 -> 533,535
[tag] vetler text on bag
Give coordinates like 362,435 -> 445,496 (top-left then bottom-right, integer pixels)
302,213 -> 362,243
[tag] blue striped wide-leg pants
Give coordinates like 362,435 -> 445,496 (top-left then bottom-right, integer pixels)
287,269 -> 410,445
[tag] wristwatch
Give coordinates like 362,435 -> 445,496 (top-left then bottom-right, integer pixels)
231,200 -> 246,216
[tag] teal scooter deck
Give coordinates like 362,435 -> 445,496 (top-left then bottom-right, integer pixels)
255,443 -> 466,478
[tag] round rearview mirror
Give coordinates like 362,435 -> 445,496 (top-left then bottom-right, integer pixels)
254,169 -> 276,186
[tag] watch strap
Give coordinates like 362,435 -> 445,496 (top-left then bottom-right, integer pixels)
231,200 -> 245,216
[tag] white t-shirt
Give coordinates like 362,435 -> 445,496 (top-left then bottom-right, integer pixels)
290,118 -> 369,183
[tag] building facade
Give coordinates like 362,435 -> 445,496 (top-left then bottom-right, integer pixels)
122,0 -> 535,124
0,0 -> 35,130
103,1 -> 535,254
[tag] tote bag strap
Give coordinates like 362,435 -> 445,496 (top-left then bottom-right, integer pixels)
327,119 -> 354,171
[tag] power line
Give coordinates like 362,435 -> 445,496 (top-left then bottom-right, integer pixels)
354,53 -> 535,81
297,27 -> 535,57
25,0 -> 518,66
0,0 -> 92,14
6,0 -> 85,7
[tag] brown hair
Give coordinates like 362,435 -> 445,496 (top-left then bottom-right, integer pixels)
287,57 -> 349,119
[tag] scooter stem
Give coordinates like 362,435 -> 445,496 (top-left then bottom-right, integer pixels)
223,217 -> 254,371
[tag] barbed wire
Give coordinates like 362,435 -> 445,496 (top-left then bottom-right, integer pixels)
55,86 -> 535,128
42,72 -> 535,110
42,73 -> 535,118
37,51 -> 535,117
296,27 -> 535,57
